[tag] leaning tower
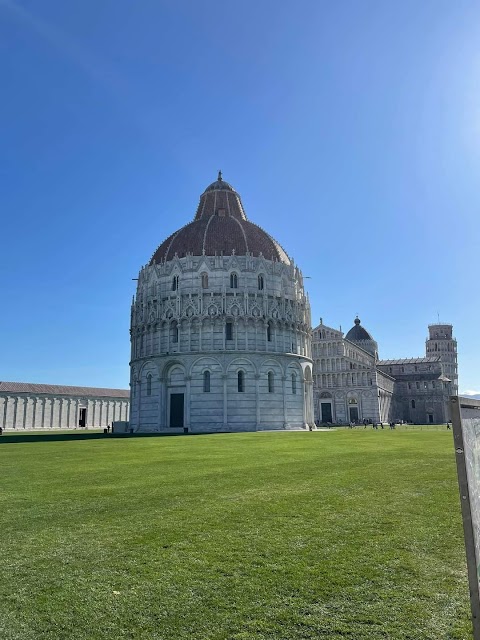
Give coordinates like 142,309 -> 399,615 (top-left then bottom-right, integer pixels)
426,323 -> 458,394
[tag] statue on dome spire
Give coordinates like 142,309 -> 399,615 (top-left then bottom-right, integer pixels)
218,170 -> 222,181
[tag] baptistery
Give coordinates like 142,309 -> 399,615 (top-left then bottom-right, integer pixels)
129,173 -> 314,432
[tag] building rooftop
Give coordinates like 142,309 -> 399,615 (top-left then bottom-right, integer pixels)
345,317 -> 375,342
378,357 -> 441,365
149,173 -> 291,265
0,381 -> 130,398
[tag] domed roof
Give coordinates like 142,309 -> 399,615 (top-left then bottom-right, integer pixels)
345,317 -> 374,342
150,173 -> 290,265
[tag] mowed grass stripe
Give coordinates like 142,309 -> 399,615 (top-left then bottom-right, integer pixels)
0,430 -> 472,639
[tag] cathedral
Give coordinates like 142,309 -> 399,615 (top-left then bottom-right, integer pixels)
312,317 -> 458,425
129,173 -> 315,433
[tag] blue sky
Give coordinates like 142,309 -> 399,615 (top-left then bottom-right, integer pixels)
1,0 -> 479,393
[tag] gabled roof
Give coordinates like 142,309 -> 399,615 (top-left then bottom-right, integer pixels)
377,357 -> 441,365
0,381 -> 130,398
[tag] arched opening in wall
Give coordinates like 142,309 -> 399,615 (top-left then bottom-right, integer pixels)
267,321 -> 272,342
226,321 -> 233,341
348,397 -> 359,423
146,374 -> 152,396
203,370 -> 211,393
172,275 -> 179,291
292,373 -> 297,394
258,275 -> 264,290
268,371 -> 274,393
411,399 -> 416,409
237,370 -> 245,393
230,273 -> 238,289
201,273 -> 208,289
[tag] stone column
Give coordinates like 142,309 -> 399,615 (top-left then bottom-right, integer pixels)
222,374 -> 228,428
282,376 -> 287,428
255,374 -> 261,429
30,397 -> 37,429
302,378 -> 307,428
0,396 -> 7,429
12,397 -> 19,429
21,397 -> 28,429
58,399 -> 64,428
158,377 -> 166,429
40,398 -> 46,428
185,376 -> 191,429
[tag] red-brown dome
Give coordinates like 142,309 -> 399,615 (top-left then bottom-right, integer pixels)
150,173 -> 291,265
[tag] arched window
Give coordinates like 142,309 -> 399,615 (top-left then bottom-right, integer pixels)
230,273 -> 238,289
267,321 -> 272,342
411,399 -> 416,409
226,321 -> 233,341
146,374 -> 152,396
237,370 -> 245,393
172,275 -> 179,291
258,275 -> 264,290
291,373 -> 297,394
203,370 -> 211,393
268,371 -> 274,393
201,273 -> 208,289
171,321 -> 178,343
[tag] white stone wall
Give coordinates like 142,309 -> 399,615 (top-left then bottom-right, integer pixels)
129,352 -> 312,432
130,253 -> 314,432
311,321 -> 396,424
0,394 -> 130,430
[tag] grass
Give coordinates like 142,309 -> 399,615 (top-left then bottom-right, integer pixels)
0,428 -> 472,639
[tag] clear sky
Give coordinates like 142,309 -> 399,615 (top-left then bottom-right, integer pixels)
1,0 -> 479,393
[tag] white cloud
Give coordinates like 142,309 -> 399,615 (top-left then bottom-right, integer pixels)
461,390 -> 480,397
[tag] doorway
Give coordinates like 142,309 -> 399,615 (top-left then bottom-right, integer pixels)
428,414 -> 434,423
79,408 -> 86,428
321,402 -> 332,423
349,406 -> 359,423
169,393 -> 184,428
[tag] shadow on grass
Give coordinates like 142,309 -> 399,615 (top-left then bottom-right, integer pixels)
0,431 -> 253,446
0,431 -> 191,445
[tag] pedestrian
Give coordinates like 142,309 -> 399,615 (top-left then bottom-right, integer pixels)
446,421 -> 451,430
0,426 -> 3,435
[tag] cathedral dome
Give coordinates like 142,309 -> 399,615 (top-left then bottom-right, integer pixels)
345,317 -> 374,342
345,317 -> 378,357
150,172 -> 290,265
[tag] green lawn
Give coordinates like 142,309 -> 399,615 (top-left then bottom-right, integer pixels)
0,429 -> 472,639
